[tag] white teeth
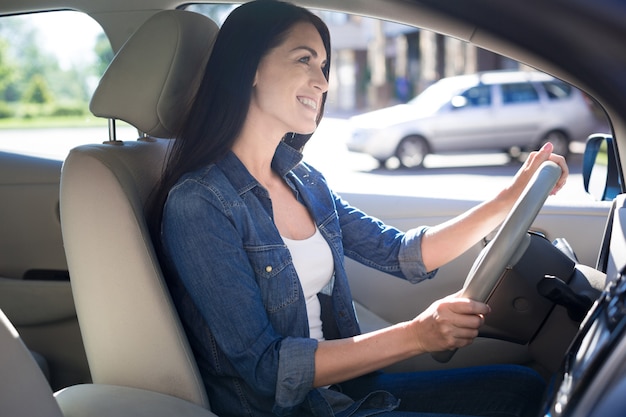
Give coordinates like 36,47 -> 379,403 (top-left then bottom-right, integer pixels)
298,96 -> 317,111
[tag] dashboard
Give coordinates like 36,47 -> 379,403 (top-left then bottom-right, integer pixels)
544,194 -> 626,416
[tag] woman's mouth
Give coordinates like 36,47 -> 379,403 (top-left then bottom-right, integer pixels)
297,96 -> 318,111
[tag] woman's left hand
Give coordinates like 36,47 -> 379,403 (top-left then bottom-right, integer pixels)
420,141 -> 569,273
505,142 -> 569,202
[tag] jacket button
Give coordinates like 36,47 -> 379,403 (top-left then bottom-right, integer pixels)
265,265 -> 273,273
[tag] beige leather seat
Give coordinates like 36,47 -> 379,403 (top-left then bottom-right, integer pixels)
58,9 -> 220,416
0,301 -> 212,417
0,307 -> 64,417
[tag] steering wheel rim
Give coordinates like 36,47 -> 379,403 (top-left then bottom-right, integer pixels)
432,161 -> 562,363
462,161 -> 561,301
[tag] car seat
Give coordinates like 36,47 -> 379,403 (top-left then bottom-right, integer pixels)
0,306 -> 64,417
58,9 -> 219,415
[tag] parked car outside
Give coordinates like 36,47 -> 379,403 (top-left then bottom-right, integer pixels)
347,70 -> 600,168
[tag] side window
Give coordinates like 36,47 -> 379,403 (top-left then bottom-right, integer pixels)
186,3 -> 611,204
0,11 -> 134,160
501,82 -> 540,104
500,82 -> 540,104
461,85 -> 492,107
543,80 -> 573,100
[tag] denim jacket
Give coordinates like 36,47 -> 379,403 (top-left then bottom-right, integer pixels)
161,141 -> 436,417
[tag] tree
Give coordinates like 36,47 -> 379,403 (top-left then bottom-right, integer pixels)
22,74 -> 53,104
0,16 -> 59,105
0,12 -> 102,116
0,38 -> 18,101
186,4 -> 237,25
94,32 -> 114,76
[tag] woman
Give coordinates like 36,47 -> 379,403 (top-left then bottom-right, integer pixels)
150,1 -> 568,416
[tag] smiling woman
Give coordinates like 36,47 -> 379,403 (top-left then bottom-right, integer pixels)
147,2 -> 570,417
0,1 -> 623,417
248,21 -> 329,142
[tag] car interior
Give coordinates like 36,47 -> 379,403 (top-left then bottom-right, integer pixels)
3,9 -> 220,417
0,0 -> 625,416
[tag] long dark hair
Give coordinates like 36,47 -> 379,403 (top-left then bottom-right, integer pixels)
149,0 -> 331,238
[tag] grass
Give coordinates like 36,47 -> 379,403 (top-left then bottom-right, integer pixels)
0,115 -> 110,129
596,149 -> 608,166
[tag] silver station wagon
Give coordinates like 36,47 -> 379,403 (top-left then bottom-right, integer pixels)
347,70 -> 600,168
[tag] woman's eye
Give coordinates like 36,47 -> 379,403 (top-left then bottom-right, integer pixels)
298,56 -> 311,64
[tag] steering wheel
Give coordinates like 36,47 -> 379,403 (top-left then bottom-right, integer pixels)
432,161 -> 562,363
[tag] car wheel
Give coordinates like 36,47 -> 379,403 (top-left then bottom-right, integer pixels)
538,130 -> 570,157
375,158 -> 388,169
395,135 -> 429,168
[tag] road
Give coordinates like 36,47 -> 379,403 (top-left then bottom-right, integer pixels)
303,118 -> 590,203
0,118 -> 591,202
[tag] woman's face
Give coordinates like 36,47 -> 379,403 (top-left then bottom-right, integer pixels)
251,22 -> 328,137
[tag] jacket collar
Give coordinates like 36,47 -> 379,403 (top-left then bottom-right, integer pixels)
215,141 -> 303,195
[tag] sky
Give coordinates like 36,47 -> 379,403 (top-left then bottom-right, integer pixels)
26,11 -> 103,69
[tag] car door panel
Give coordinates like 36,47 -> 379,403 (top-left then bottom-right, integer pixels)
0,151 -> 88,390
431,106 -> 500,152
0,152 -> 67,279
0,278 -> 74,326
429,84 -> 499,152
490,83 -> 544,149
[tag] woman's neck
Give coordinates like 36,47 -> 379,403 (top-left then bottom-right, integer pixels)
234,145 -> 285,193
232,115 -> 286,185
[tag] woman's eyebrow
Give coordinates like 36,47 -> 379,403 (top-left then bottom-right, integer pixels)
290,46 -> 319,56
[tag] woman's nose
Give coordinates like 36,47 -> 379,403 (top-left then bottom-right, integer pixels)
313,67 -> 329,92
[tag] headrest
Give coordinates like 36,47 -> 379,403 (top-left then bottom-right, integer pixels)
90,10 -> 219,138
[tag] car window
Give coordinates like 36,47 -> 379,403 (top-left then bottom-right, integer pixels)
501,82 -> 540,104
184,3 -> 613,204
0,11 -> 136,160
461,85 -> 492,107
542,80 -> 573,100
0,6 -> 611,204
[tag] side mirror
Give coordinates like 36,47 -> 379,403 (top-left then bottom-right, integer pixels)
450,95 -> 468,109
582,134 -> 623,201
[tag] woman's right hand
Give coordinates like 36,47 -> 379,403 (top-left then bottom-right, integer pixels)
313,292 -> 490,387
410,293 -> 491,353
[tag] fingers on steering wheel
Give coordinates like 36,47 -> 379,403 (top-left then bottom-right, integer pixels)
528,143 -> 568,195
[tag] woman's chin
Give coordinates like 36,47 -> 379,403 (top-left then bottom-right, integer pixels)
293,123 -> 317,136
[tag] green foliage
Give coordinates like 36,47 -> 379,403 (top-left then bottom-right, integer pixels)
0,112 -> 106,128
94,32 -> 114,75
9,100 -> 88,119
0,100 -> 14,118
22,74 -> 54,104
0,39 -> 17,98
185,4 -> 237,25
0,11 -> 114,123
50,102 -> 87,117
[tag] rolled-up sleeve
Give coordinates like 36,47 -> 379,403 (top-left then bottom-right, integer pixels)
335,193 -> 437,283
273,337 -> 318,414
398,225 -> 437,283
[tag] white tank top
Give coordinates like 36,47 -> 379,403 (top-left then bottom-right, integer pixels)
282,228 -> 334,341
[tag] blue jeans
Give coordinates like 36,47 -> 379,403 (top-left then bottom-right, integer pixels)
335,365 -> 546,417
